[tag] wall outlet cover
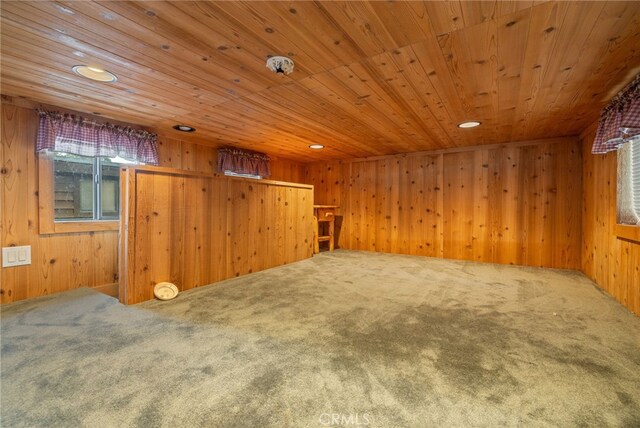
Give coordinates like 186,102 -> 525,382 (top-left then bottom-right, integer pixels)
2,246 -> 31,268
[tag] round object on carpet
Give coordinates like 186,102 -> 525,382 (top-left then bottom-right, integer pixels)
153,282 -> 179,301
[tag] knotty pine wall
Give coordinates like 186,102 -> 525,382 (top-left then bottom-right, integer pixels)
0,100 -> 305,303
581,123 -> 640,316
305,137 -> 582,269
119,167 -> 313,304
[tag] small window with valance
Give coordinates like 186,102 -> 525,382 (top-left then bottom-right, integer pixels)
592,75 -> 640,228
36,109 -> 159,233
217,147 -> 270,179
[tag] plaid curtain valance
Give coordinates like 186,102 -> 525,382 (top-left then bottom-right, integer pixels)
36,109 -> 159,165
217,147 -> 270,178
592,74 -> 640,154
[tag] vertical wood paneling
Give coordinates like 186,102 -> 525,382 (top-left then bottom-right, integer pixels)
273,186 -> 286,266
581,124 -> 640,316
304,161 -> 352,249
556,142 -> 581,268
349,162 -> 366,250
269,158 -> 307,184
1,103 -> 119,303
150,173 -> 172,291
169,176 -> 186,288
228,179 -> 249,277
306,137 -> 582,270
119,168 -> 136,303
211,177 -> 228,284
120,168 -> 314,304
283,187 -> 296,264
1,101 -> 307,303
375,159 -> 390,253
497,146 -> 520,265
444,152 -> 475,261
630,243 -> 640,314
472,149 -> 490,263
133,172 -> 153,303
157,138 -> 183,170
157,137 -> 306,183
397,157 -> 412,255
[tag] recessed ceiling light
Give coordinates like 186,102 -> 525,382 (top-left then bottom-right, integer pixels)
458,121 -> 481,128
173,124 -> 196,133
309,144 -> 324,150
71,65 -> 117,82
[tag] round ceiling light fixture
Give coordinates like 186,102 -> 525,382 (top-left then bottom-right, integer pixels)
309,144 -> 324,150
266,56 -> 294,75
458,121 -> 481,128
71,65 -> 117,82
173,124 -> 196,133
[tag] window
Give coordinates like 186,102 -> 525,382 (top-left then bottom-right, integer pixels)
632,138 -> 640,217
53,153 -> 123,221
617,136 -> 640,226
217,147 -> 270,178
223,170 -> 262,180
38,153 -> 140,234
36,109 -> 158,234
615,137 -> 640,242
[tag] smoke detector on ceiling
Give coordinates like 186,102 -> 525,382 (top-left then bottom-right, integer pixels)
266,56 -> 294,75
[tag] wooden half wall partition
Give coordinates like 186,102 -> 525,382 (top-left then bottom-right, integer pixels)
1,98 -> 307,304
305,137 -> 583,270
118,166 -> 314,304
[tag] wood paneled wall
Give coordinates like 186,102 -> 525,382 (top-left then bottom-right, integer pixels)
157,136 -> 305,182
305,138 -> 582,269
0,100 -> 306,303
0,102 -> 117,303
581,123 -> 640,316
119,167 -> 313,304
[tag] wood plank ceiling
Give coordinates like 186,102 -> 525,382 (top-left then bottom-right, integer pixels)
1,1 -> 639,162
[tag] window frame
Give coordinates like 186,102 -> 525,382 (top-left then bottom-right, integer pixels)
223,170 -> 262,180
38,152 -> 119,234
615,138 -> 640,243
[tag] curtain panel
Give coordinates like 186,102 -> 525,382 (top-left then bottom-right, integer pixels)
592,74 -> 640,154
217,147 -> 270,177
36,109 -> 159,165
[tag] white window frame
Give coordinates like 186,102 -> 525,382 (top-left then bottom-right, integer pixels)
223,170 -> 262,180
38,152 -> 128,234
615,136 -> 640,243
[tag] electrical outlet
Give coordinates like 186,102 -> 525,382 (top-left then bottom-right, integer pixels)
2,246 -> 31,267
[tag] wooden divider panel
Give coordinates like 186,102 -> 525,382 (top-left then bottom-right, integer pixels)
119,167 -> 313,304
1,100 -> 307,304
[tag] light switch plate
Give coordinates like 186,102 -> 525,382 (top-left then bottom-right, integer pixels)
2,246 -> 31,267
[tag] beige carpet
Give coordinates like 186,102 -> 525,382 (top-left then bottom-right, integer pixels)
2,250 -> 639,427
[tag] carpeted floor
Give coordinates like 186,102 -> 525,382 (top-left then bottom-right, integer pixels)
1,250 -> 639,427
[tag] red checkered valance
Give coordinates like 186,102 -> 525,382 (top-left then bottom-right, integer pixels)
36,109 -> 159,165
592,74 -> 640,154
217,147 -> 270,178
